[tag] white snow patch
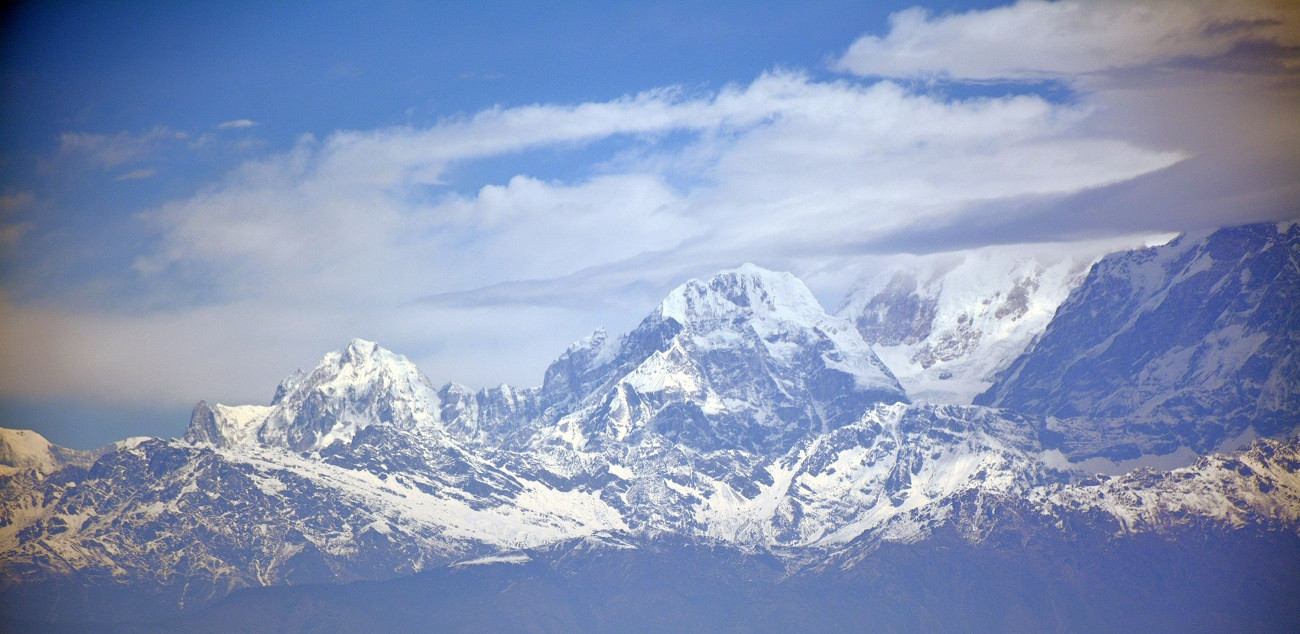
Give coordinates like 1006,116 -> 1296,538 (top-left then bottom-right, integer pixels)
453,552 -> 531,567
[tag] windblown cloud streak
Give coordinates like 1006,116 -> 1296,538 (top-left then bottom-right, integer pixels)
59,126 -> 189,168
133,73 -> 1180,306
832,0 -> 1300,235
835,0 -> 1300,80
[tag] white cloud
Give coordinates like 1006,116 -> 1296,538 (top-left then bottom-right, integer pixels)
131,72 -> 1178,305
0,69 -> 1193,410
835,0 -> 1300,81
217,119 -> 257,129
830,0 -> 1300,236
59,126 -> 187,167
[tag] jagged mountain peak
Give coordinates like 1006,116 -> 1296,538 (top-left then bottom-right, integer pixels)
268,339 -> 413,405
0,428 -> 61,476
833,242 -> 1114,404
294,338 -> 427,389
975,221 -> 1300,459
539,266 -> 837,412
0,427 -> 100,476
437,380 -> 541,443
339,337 -> 380,363
657,263 -> 825,328
187,339 -> 445,452
564,327 -> 611,354
532,264 -> 908,455
314,338 -> 420,381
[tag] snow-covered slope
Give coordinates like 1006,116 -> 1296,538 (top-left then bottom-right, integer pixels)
0,435 -> 626,610
834,242 -> 1125,403
185,339 -> 448,451
0,429 -> 97,476
438,382 -> 540,444
976,222 -> 1300,459
5,408 -> 1297,618
527,264 -> 908,455
649,402 -> 1056,548
1040,436 -> 1300,532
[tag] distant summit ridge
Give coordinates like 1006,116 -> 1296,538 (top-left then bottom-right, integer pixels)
976,221 -> 1300,459
185,338 -> 445,451
835,243 -> 1108,403
528,264 -> 907,454
186,264 -> 907,457
657,263 -> 826,325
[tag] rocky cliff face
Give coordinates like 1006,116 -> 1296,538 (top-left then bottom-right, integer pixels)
835,243 -> 1107,403
5,413 -> 1296,625
522,264 -> 908,456
976,222 -> 1300,459
183,339 -> 447,452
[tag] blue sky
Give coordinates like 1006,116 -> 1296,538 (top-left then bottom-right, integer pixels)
2,1 -> 1297,448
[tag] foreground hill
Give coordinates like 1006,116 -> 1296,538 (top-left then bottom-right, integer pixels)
146,526 -> 1300,633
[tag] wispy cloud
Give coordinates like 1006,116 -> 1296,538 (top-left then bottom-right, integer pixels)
115,168 -> 158,181
0,192 -> 34,214
59,126 -> 187,168
0,223 -> 33,249
132,72 -> 1180,305
217,119 -> 257,130
835,0 -> 1300,81
830,0 -> 1300,239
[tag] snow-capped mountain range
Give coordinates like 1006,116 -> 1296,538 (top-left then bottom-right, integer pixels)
1,222 -> 1297,626
834,242 -> 1116,403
